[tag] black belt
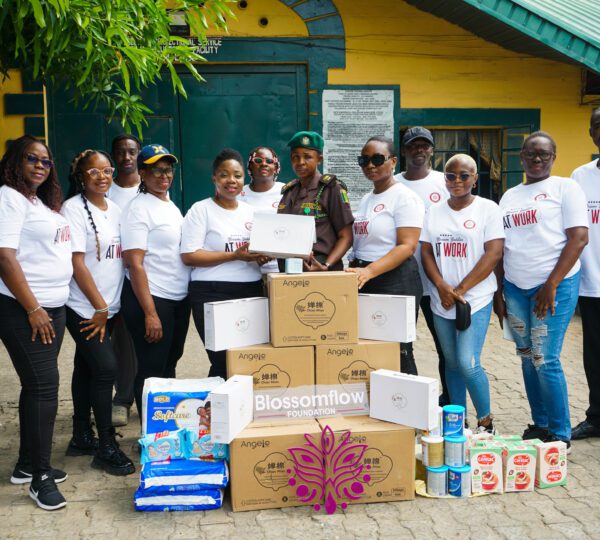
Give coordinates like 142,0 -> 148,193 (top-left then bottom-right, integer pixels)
350,259 -> 374,268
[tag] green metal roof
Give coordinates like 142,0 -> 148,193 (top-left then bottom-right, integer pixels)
404,0 -> 600,73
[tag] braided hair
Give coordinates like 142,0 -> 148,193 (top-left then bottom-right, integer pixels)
246,146 -> 280,184
68,149 -> 113,262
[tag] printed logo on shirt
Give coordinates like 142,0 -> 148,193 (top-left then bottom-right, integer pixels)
240,191 -> 246,197
53,225 -> 71,244
435,234 -> 467,258
224,234 -> 250,252
534,193 -> 548,201
503,207 -> 539,229
353,219 -> 369,236
245,222 -> 253,231
373,204 -> 385,213
463,220 -> 476,230
429,192 -> 441,203
105,236 -> 122,260
272,201 -> 279,209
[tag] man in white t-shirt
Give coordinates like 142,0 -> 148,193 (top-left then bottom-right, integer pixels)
395,126 -> 451,405
108,134 -> 141,427
571,107 -> 600,440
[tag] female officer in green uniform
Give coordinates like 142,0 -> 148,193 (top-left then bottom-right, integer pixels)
278,131 -> 354,271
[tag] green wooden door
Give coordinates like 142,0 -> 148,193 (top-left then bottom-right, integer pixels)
46,64 -> 308,210
177,65 -> 307,211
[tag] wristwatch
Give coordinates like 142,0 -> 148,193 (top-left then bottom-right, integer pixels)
324,262 -> 331,270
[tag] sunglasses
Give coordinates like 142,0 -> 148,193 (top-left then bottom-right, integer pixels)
24,153 -> 53,170
445,172 -> 475,182
357,154 -> 393,167
86,167 -> 115,179
521,151 -> 554,162
252,157 -> 276,165
149,166 -> 175,178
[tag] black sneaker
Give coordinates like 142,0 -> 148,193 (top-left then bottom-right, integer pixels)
10,465 -> 68,485
543,434 -> 572,455
91,435 -> 135,476
522,424 -> 549,440
477,419 -> 496,435
29,474 -> 67,511
66,428 -> 99,457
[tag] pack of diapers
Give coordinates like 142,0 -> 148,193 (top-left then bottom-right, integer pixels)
134,487 -> 223,512
139,429 -> 186,465
141,377 -> 224,435
140,458 -> 229,496
183,428 -> 229,461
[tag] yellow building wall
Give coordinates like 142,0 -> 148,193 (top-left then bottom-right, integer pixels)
327,0 -> 596,176
0,70 -> 30,153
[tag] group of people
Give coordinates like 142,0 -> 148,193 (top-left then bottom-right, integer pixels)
1,107 -> 599,512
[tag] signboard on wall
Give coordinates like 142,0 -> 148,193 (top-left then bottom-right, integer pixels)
322,89 -> 396,212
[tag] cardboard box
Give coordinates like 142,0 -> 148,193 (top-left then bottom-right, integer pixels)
227,344 -> 315,390
210,375 -> 254,444
470,443 -> 504,494
268,272 -> 358,347
249,213 -> 315,258
369,369 -> 439,431
204,297 -> 269,351
315,340 -> 399,389
503,444 -> 536,492
229,420 -> 322,511
358,294 -> 416,343
317,416 -> 415,505
535,440 -> 567,488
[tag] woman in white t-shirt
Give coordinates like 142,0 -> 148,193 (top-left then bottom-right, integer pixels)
495,131 -> 589,450
347,136 -> 425,375
61,149 -> 134,476
181,148 -> 269,378
422,154 -> 504,433
0,135 -> 71,510
238,147 -> 284,275
120,145 -> 191,416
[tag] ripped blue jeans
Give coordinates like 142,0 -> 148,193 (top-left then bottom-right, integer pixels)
503,273 -> 580,441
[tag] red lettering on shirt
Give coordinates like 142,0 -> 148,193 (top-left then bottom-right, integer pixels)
53,225 -> 71,244
591,209 -> 599,224
353,221 -> 369,235
442,242 -> 467,258
511,209 -> 538,227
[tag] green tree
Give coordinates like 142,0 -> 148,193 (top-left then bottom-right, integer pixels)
0,0 -> 236,134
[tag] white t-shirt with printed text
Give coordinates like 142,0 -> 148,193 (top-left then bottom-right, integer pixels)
107,182 -> 140,210
395,170 -> 449,295
181,198 -> 262,283
61,195 -> 124,319
421,196 -> 505,319
0,185 -> 72,307
499,176 -> 589,290
351,182 -> 425,262
572,160 -> 600,297
238,182 -> 284,274
121,193 -> 190,301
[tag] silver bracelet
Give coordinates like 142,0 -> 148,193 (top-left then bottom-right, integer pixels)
95,306 -> 109,314
27,305 -> 42,315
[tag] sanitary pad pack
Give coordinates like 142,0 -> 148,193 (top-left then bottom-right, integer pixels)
134,487 -> 223,512
142,377 -> 224,435
139,429 -> 186,465
140,458 -> 229,496
183,428 -> 229,461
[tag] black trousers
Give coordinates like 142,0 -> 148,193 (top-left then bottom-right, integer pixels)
0,294 -> 66,476
111,314 -> 137,408
579,296 -> 600,427
189,280 -> 264,379
357,257 -> 422,375
66,308 -> 116,436
120,278 -> 191,415
420,295 -> 450,403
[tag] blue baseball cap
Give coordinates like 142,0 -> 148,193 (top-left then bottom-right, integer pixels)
137,144 -> 178,168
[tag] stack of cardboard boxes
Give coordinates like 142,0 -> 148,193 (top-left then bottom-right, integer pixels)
225,272 -> 417,511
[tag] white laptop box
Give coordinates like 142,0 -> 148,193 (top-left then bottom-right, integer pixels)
249,212 -> 315,258
358,294 -> 416,343
210,375 -> 254,444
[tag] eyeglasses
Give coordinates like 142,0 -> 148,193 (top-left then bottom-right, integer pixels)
445,172 -> 475,182
24,153 -> 53,170
149,166 -> 175,178
357,154 -> 393,167
86,167 -> 115,179
252,157 -> 275,165
521,151 -> 554,162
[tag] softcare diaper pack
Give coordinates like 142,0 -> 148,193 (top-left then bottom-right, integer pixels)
142,377 -> 224,435
139,429 -> 186,465
134,488 -> 223,512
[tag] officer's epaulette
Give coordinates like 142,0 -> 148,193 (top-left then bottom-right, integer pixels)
321,173 -> 348,191
281,179 -> 300,193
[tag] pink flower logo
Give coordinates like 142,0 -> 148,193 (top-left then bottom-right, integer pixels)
287,425 -> 371,514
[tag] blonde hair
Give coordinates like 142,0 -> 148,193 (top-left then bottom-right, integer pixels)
445,153 -> 477,172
